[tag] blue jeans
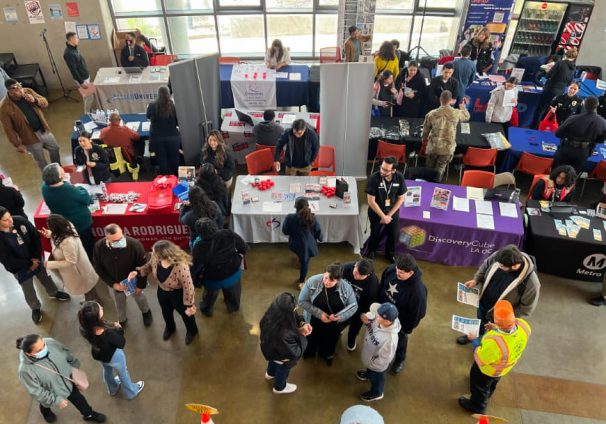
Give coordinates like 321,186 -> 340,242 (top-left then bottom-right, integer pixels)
298,256 -> 310,283
102,348 -> 140,399
366,368 -> 386,396
267,361 -> 291,391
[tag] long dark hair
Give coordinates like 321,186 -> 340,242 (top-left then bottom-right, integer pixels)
196,163 -> 227,204
155,85 -> 175,119
270,39 -> 285,63
188,185 -> 216,221
295,197 -> 313,229
202,130 -> 228,168
378,41 -> 395,61
47,214 -> 79,247
78,301 -> 112,346
260,292 -> 299,339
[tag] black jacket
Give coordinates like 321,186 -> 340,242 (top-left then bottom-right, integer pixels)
260,324 -> 307,364
0,216 -> 41,274
93,236 -> 148,289
0,183 -> 25,217
201,148 -> 235,182
63,43 -> 89,84
555,111 -> 606,149
192,229 -> 248,281
550,94 -> 583,125
274,126 -> 319,168
342,261 -> 379,314
427,76 -> 458,111
74,144 -> 111,184
394,69 -> 427,118
379,264 -> 427,334
545,60 -> 576,94
90,327 -> 125,363
120,43 -> 149,68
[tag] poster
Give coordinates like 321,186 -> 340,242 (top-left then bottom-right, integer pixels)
76,24 -> 89,40
48,4 -> 63,20
66,2 -> 79,18
3,7 -> 18,24
230,64 -> 277,110
87,24 -> 101,40
24,0 -> 44,24
65,20 -> 76,33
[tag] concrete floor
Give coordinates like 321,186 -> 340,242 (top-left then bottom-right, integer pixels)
1,95 -> 605,424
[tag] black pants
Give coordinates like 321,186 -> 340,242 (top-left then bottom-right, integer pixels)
347,314 -> 364,346
200,280 -> 241,314
469,361 -> 500,412
304,317 -> 341,359
77,226 -> 95,261
553,145 -> 589,174
394,329 -> 409,364
367,211 -> 400,257
40,384 -> 93,417
157,287 -> 198,334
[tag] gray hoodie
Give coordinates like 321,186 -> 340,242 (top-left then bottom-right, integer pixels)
253,121 -> 284,147
361,318 -> 401,372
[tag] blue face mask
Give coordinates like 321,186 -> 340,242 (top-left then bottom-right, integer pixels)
110,237 -> 127,249
33,344 -> 48,359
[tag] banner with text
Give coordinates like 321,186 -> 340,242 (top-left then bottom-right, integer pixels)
230,64 -> 277,110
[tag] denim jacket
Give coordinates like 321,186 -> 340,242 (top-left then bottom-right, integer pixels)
298,273 -> 358,323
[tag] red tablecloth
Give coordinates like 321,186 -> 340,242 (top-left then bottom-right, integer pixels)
34,182 -> 189,252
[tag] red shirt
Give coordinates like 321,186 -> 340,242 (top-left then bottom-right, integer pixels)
99,123 -> 140,162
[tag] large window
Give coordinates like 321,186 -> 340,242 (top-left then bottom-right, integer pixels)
410,16 -> 457,56
267,14 -> 313,55
217,15 -> 266,56
372,15 -> 413,53
167,16 -> 218,55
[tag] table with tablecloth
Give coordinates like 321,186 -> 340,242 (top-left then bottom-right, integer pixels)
525,200 -> 606,282
94,67 -> 170,113
393,180 -> 524,267
34,182 -> 189,252
578,79 -> 605,99
231,175 -> 362,253
220,64 -> 309,108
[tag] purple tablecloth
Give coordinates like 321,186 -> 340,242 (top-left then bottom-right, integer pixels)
396,180 -> 524,267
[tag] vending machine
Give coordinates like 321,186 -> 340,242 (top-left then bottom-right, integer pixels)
556,3 -> 593,53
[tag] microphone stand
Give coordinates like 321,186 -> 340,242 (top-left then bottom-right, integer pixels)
408,0 -> 431,61
40,30 -> 79,103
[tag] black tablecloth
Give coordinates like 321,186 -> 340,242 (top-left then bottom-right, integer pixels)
525,200 -> 606,283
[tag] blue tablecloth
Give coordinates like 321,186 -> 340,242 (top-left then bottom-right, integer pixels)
578,79 -> 605,98
220,64 -> 309,108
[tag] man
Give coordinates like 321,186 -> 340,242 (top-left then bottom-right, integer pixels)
0,79 -> 61,171
453,45 -> 476,103
253,110 -> 284,147
63,32 -> 92,113
342,259 -> 380,351
0,207 -> 70,323
120,32 -> 149,68
422,90 -> 470,181
427,62 -> 458,111
93,223 -> 152,327
365,156 -> 406,263
274,119 -> 319,176
99,112 -> 143,164
553,96 -> 606,173
457,245 -> 540,345
379,254 -> 427,375
458,300 -> 531,414
344,25 -> 371,63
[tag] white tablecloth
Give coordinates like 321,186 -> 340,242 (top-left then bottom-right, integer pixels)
231,175 -> 362,253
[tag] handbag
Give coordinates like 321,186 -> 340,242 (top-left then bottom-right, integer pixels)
538,111 -> 559,132
34,363 -> 89,391
510,107 -> 519,127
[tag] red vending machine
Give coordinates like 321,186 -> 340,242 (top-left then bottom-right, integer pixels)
556,3 -> 593,54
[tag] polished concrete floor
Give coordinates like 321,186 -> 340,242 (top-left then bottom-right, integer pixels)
1,95 -> 605,424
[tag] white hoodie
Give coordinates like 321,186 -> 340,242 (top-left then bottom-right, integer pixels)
361,317 -> 401,372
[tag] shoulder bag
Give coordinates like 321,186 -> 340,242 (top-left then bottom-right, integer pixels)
33,362 -> 89,391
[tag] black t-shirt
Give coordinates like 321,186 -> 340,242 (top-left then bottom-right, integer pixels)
91,327 -> 125,363
480,268 -> 521,314
342,262 -> 379,313
312,285 -> 344,316
15,99 -> 42,132
365,171 -> 407,214
157,263 -> 173,283
291,137 -> 306,168
550,94 -> 582,124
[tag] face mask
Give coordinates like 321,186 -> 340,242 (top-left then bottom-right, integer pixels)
110,237 -> 127,249
33,344 -> 48,359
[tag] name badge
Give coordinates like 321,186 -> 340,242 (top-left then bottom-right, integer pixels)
385,199 -> 391,207
393,184 -> 400,187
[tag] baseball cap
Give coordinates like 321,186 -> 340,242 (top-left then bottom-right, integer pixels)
370,302 -> 398,322
494,300 -> 515,330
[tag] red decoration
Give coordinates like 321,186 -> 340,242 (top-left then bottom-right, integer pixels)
321,185 -> 336,198
251,178 -> 274,191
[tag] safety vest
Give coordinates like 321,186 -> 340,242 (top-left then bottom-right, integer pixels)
538,175 -> 571,202
474,318 -> 531,377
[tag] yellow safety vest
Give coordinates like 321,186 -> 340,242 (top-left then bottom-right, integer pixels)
474,318 -> 531,377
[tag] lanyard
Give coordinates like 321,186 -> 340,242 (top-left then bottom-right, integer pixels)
381,177 -> 393,198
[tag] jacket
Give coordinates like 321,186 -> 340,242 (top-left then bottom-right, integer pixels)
179,203 -> 223,241
282,213 -> 322,262
63,43 -> 89,84
74,144 -> 111,184
260,320 -> 307,364
361,317 -> 401,372
93,236 -> 148,289
146,102 -> 179,138
0,89 -> 51,147
555,111 -> 606,150
598,94 -> 606,120
191,229 -> 248,285
41,182 -> 92,233
422,105 -> 470,156
253,121 -> 284,146
485,85 -> 517,124
344,35 -> 370,62
467,40 -> 493,73
46,234 -> 99,295
550,94 -> 583,125
427,76 -> 459,111
530,177 -> 573,202
374,56 -> 399,80
138,257 -> 195,306
545,59 -> 575,93
0,216 -> 41,275
474,319 -> 531,377
298,274 -> 358,324
0,182 -> 25,217
453,57 -> 476,98
379,264 -> 427,334
120,43 -> 149,68
18,338 -> 81,408
274,126 -> 319,168
201,148 -> 235,182
394,69 -> 427,119
99,123 -> 141,163
342,261 -> 379,315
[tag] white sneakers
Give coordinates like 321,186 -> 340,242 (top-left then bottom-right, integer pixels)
273,383 -> 297,394
264,372 -> 274,380
135,381 -> 145,395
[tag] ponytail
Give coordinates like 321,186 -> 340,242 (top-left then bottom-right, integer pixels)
16,334 -> 40,353
297,205 -> 313,229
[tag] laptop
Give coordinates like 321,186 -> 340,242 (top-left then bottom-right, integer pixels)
235,109 -> 260,127
550,202 -> 578,214
123,66 -> 143,74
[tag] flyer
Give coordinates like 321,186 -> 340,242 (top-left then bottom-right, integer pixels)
87,24 -> 101,40
48,4 -> 62,20
430,187 -> 451,211
3,7 -> 18,24
451,315 -> 481,338
456,283 -> 480,307
24,1 -> 44,24
404,186 -> 421,208
66,2 -> 79,17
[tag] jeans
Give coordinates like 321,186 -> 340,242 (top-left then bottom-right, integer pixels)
266,360 -> 291,391
77,78 -> 93,114
394,330 -> 409,364
39,383 -> 93,418
102,348 -> 140,399
285,164 -> 312,176
150,135 -> 181,176
298,256 -> 310,283
469,361 -> 500,412
112,288 -> 150,323
27,131 -> 61,171
367,210 -> 400,257
157,287 -> 198,335
366,368 -> 386,395
200,280 -> 241,314
16,266 -> 59,310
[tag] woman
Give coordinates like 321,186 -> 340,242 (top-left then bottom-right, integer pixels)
16,334 -> 106,423
74,132 -> 111,185
298,263 -> 357,366
372,71 -> 397,117
485,77 -> 518,132
196,163 -> 229,216
530,165 -> 576,202
132,240 -> 198,345
42,214 -> 103,303
374,41 -> 399,80
394,61 -> 427,118
192,218 -> 248,317
548,82 -> 583,125
282,197 -> 323,288
466,28 -> 493,74
146,86 -> 181,176
200,130 -> 235,188
260,292 -> 312,394
78,301 -> 144,399
265,39 -> 291,70
179,185 -> 223,245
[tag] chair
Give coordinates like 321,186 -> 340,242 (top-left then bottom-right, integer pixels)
320,47 -> 341,64
310,145 -> 336,176
437,55 -> 455,65
153,54 -> 177,66
7,63 -> 48,96
371,140 -> 407,175
580,160 -> 606,197
411,138 -> 428,168
458,147 -> 498,183
245,149 -> 278,176
461,170 -> 495,189
493,172 -> 516,189
513,152 -> 553,178
219,56 -> 241,64
527,174 -> 548,200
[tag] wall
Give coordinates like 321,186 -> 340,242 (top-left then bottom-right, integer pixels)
0,0 -> 115,90
577,0 -> 606,69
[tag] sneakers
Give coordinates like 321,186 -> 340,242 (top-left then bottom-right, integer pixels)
457,335 -> 471,345
39,405 -> 57,423
185,332 -> 197,345
356,371 -> 368,381
346,340 -> 357,352
589,296 -> 606,306
458,397 -> 486,414
162,327 -> 175,341
32,309 -> 42,324
109,376 -> 121,396
391,361 -> 405,375
264,372 -> 274,380
142,311 -> 153,327
360,391 -> 384,402
83,411 -> 106,422
273,383 -> 297,394
134,381 -> 144,396
50,291 -> 70,301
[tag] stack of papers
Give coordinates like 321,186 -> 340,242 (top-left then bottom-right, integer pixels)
452,196 -> 470,212
83,121 -> 97,132
499,202 -> 518,218
476,214 -> 495,230
466,187 -> 484,201
103,203 -> 128,215
141,122 -> 151,132
475,200 -> 493,215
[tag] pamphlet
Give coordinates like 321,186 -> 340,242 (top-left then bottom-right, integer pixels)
451,315 -> 481,337
453,196 -> 470,212
466,187 -> 484,201
289,183 -> 301,193
289,73 -> 301,81
593,229 -> 602,241
570,216 -> 590,230
499,202 -> 518,218
103,203 -> 128,215
457,283 -> 480,307
178,166 -> 196,183
141,122 -> 151,132
129,203 -> 147,213
476,214 -> 495,230
404,186 -> 421,207
125,122 -> 140,131
121,276 -> 138,296
460,122 -> 471,134
554,219 -> 567,236
430,187 -> 451,211
271,192 -> 284,202
475,200 -> 493,215
542,141 -> 557,153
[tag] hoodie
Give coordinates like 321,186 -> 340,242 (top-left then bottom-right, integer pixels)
545,59 -> 575,93
253,121 -> 284,147
361,317 -> 401,372
379,265 -> 427,334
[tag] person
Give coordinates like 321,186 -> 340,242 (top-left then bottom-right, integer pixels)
274,119 -> 319,176
364,156 -> 407,263
453,45 -> 477,103
466,27 -> 493,74
253,110 -> 284,146
458,300 -> 531,414
133,240 -> 198,345
41,163 -> 95,259
553,96 -> 606,173
456,245 -> 540,345
0,79 -> 61,171
379,254 -> 427,375
427,62 -> 458,111
179,185 -> 223,246
0,207 -> 70,323
63,32 -> 93,113
374,41 -> 399,80
260,292 -> 312,394
99,112 -> 143,164
196,163 -> 230,216
372,71 -> 397,117
17,334 -> 107,423
298,263 -> 357,366
344,25 -> 371,63
356,302 -> 400,402
515,54 -> 548,83
340,405 -> 384,424
282,197 -> 323,288
201,130 -> 235,188
547,82 -> 583,125
391,39 -> 409,68
529,165 -> 576,202
74,131 -> 111,185
532,47 -> 578,129
42,214 -> 103,303
265,39 -> 291,70
93,224 -> 152,328
191,218 -> 248,317
78,302 -> 144,400
0,177 -> 26,217
342,259 -> 379,352
422,90 -> 471,181
147,85 -> 181,175
120,32 -> 149,68
598,93 -> 606,120
135,28 -> 163,54
393,61 -> 427,118
485,77 -> 518,132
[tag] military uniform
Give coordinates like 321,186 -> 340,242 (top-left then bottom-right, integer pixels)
549,93 -> 582,124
